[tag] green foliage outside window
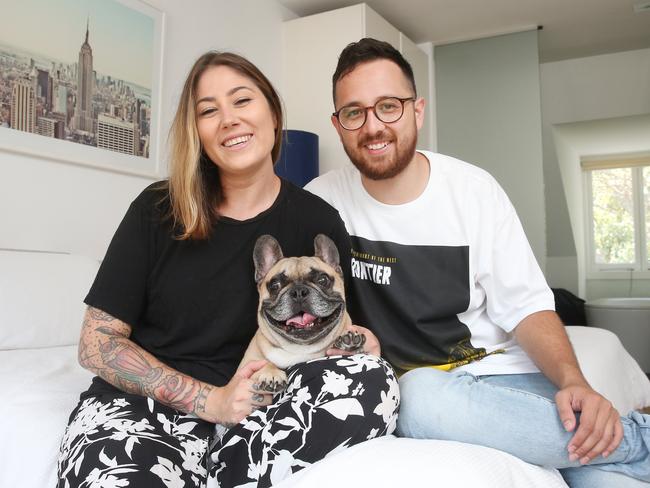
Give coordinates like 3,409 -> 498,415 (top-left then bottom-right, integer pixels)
591,168 -> 635,264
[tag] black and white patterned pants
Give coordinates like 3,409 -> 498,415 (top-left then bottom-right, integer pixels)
57,355 -> 399,488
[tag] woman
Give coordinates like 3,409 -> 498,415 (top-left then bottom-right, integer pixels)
57,51 -> 399,488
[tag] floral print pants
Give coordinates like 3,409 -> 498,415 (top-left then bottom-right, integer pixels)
56,394 -> 212,488
57,355 -> 399,488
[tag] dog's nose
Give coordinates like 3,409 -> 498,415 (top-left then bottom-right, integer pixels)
290,284 -> 310,300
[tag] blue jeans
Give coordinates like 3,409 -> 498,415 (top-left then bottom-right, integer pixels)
397,369 -> 650,487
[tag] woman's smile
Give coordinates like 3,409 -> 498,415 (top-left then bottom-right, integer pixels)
195,65 -> 276,175
222,134 -> 253,149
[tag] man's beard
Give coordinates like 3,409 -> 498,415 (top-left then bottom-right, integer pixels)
342,128 -> 417,181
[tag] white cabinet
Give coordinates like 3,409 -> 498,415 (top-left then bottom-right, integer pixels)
283,4 -> 432,175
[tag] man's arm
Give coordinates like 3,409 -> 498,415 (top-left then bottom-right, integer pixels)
79,306 -> 271,425
515,310 -> 623,464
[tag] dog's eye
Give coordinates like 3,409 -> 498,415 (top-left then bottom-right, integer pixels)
316,274 -> 331,287
268,279 -> 282,293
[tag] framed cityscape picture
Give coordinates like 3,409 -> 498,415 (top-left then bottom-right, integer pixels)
0,0 -> 164,177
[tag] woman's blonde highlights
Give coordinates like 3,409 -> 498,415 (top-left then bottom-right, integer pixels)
166,52 -> 284,240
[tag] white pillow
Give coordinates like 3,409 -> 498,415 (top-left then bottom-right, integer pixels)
275,436 -> 567,488
567,326 -> 650,414
0,250 -> 99,350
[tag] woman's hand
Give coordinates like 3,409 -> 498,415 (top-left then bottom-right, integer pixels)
327,324 -> 381,357
206,359 -> 274,426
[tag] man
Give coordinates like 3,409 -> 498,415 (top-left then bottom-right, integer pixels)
305,38 -> 649,487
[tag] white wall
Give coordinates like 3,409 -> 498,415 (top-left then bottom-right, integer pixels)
540,48 -> 650,296
0,0 -> 296,260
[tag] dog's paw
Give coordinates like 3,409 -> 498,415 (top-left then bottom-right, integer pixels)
251,366 -> 287,393
333,330 -> 366,352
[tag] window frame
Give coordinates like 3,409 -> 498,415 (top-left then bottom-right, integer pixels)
583,155 -> 650,280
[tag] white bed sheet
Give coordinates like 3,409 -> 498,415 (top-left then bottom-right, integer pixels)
4,326 -> 650,488
6,326 -> 650,488
0,345 -> 567,488
567,326 -> 650,414
276,435 -> 567,487
0,345 -> 93,488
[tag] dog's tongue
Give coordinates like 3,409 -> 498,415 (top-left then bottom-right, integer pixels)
286,313 -> 317,328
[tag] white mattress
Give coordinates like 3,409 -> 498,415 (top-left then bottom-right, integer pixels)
0,345 -> 567,488
5,327 -> 650,487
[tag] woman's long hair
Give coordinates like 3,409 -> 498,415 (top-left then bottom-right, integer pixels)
166,52 -> 284,240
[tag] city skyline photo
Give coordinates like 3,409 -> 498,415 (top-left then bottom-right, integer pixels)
0,0 -> 161,171
1,0 -> 154,89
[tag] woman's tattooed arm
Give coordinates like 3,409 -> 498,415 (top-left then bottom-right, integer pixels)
78,306 -> 214,418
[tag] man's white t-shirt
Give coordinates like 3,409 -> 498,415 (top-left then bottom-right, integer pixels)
305,150 -> 555,376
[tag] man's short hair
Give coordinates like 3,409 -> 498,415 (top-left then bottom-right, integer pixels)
332,37 -> 417,104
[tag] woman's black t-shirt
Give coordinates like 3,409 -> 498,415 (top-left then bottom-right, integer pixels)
84,179 -> 352,396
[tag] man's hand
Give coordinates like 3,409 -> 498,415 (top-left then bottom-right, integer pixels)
327,324 -> 381,357
555,384 -> 623,464
514,310 -> 625,464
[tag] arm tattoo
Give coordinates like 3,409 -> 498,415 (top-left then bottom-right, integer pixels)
153,375 -> 205,412
194,384 -> 213,414
81,307 -> 213,415
100,338 -> 163,385
96,326 -> 127,337
78,316 -> 98,367
98,338 -> 163,397
89,307 -> 116,321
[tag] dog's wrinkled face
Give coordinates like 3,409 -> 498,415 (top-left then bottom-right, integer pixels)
254,235 -> 346,345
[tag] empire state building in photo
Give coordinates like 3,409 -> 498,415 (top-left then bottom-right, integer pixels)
72,20 -> 95,134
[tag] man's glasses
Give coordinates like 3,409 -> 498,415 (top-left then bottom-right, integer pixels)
333,96 -> 415,131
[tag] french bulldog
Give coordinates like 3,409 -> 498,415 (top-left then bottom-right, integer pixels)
239,234 -> 365,393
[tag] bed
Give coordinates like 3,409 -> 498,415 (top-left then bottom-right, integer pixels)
1,249 -> 649,487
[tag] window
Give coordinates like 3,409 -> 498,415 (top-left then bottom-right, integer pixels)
584,155 -> 650,276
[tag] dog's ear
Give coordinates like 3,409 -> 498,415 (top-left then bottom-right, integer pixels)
253,235 -> 284,284
314,234 -> 343,276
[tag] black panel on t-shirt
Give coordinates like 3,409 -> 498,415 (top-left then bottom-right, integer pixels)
346,236 -> 487,375
84,179 -> 351,396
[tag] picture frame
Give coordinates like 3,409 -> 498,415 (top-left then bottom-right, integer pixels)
0,0 -> 165,178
